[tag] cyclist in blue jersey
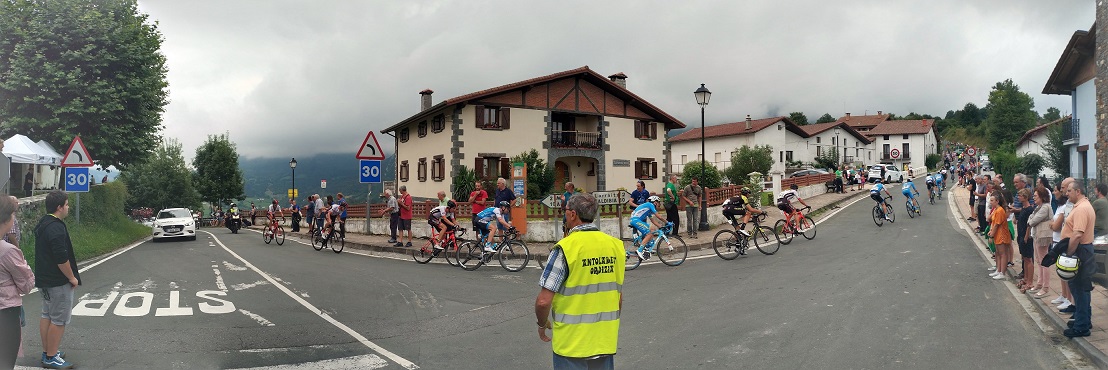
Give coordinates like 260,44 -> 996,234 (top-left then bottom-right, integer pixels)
474,201 -> 513,252
901,179 -> 920,213
630,196 -> 669,260
870,179 -> 893,220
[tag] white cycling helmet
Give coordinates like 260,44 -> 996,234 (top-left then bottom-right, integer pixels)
1057,255 -> 1079,280
648,195 -> 661,203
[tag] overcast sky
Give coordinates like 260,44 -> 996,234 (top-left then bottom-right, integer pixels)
137,0 -> 1095,159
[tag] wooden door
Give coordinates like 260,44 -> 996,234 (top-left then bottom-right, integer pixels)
555,161 -> 569,187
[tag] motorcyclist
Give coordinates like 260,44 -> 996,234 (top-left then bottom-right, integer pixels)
225,203 -> 241,231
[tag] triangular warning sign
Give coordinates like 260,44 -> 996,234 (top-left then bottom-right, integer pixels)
61,136 -> 94,167
356,131 -> 386,160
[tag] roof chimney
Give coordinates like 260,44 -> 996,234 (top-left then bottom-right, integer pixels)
608,72 -> 627,89
745,115 -> 752,130
845,112 -> 851,120
420,89 -> 434,111
877,110 -> 882,116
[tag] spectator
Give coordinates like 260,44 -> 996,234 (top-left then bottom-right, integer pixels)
664,174 -> 680,237
1028,187 -> 1054,298
336,193 -> 348,239
314,194 -> 326,234
0,196 -> 32,369
681,178 -> 703,239
2,210 -> 17,247
1051,178 -> 1076,311
975,175 -> 989,233
23,169 -> 32,197
988,190 -> 1011,281
628,180 -> 649,209
249,202 -> 257,227
495,178 -> 516,224
1061,180 -> 1096,338
289,199 -> 301,232
1091,184 -> 1108,241
101,175 -> 108,184
34,191 -> 79,369
965,174 -> 977,222
833,168 -> 843,193
398,186 -> 413,247
378,190 -> 399,245
535,192 -> 624,369
305,196 -> 316,234
437,191 -> 450,207
1039,177 -> 1055,209
1014,188 -> 1034,292
469,181 -> 488,231
560,182 -> 576,234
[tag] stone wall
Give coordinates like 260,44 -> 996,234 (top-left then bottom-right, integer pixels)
1097,3 -> 1108,180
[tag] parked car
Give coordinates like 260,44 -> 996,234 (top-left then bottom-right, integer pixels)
867,164 -> 904,183
152,208 -> 197,241
788,169 -> 831,178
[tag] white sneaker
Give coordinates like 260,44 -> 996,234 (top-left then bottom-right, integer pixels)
1051,296 -> 1066,305
991,274 -> 1006,280
1057,301 -> 1073,310
987,266 -> 997,271
483,246 -> 497,253
988,271 -> 1000,277
738,229 -> 751,237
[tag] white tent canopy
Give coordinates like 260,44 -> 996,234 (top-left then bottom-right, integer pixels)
36,139 -> 63,161
3,134 -> 60,165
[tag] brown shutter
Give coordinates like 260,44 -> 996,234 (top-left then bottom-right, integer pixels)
635,161 -> 642,178
475,157 -> 484,179
500,108 -> 510,130
475,105 -> 485,127
651,161 -> 658,178
650,122 -> 657,139
500,158 -> 511,179
634,121 -> 641,138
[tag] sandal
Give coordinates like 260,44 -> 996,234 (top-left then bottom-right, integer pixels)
1027,285 -> 1043,294
1033,288 -> 1051,299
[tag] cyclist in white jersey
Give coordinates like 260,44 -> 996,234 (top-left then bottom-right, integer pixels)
870,179 -> 894,220
776,184 -> 811,226
427,200 -> 458,250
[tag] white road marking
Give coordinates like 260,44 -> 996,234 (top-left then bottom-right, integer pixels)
213,268 -> 227,291
27,237 -> 152,295
231,280 -> 270,291
230,354 -> 390,370
223,261 -> 248,271
204,230 -> 420,369
238,309 -> 276,326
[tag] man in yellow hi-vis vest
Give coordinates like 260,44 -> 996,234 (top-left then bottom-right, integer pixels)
535,192 -> 625,369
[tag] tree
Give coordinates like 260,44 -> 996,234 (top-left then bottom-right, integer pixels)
0,0 -> 169,170
511,149 -> 555,200
982,79 -> 1037,149
789,112 -> 809,125
814,147 -> 839,170
925,153 -> 942,170
118,138 -> 201,211
816,113 -> 836,123
1042,107 -> 1062,123
679,161 -> 722,189
1020,153 -> 1045,180
451,166 -> 477,201
724,145 -> 774,185
193,133 -> 245,205
1045,123 -> 1070,178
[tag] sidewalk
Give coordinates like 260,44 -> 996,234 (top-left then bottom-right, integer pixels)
246,186 -> 869,261
949,184 -> 1108,368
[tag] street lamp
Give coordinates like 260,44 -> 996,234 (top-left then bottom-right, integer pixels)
289,158 -> 297,201
694,84 -> 711,232
834,127 -> 841,169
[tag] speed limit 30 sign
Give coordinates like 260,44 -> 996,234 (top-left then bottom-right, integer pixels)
64,167 -> 90,192
359,160 -> 382,184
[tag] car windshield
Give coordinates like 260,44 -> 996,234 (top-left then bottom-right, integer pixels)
158,209 -> 192,219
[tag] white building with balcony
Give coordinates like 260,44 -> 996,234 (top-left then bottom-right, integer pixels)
1043,25 -> 1096,179
1017,116 -> 1069,179
666,116 -> 807,176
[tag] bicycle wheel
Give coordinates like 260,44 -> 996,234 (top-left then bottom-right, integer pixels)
312,230 -> 324,250
774,219 -> 794,245
906,201 -> 916,218
624,248 -> 642,271
498,240 -> 529,272
456,241 -> 485,271
444,239 -> 460,267
330,232 -> 344,253
712,229 -> 742,260
799,216 -> 816,240
928,192 -> 935,205
263,228 -> 273,244
872,206 -> 884,227
275,225 -> 285,245
886,205 -> 895,223
413,240 -> 435,264
752,226 -> 779,255
656,235 -> 687,266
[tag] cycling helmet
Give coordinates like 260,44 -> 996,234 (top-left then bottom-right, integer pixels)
740,188 -> 751,195
230,202 -> 237,207
1057,255 -> 1079,280
498,201 -> 511,208
648,195 -> 661,203
874,179 -> 883,184
272,199 -> 278,205
447,200 -> 457,208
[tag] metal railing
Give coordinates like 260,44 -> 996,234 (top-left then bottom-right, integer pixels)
1063,118 -> 1080,142
551,130 -> 602,150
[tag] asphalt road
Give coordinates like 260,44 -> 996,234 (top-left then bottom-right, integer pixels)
13,190 -> 1089,369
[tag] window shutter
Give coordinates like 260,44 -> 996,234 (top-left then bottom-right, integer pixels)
475,157 -> 484,179
650,122 -> 657,139
500,158 -> 511,179
634,121 -> 642,138
475,105 -> 485,128
651,161 -> 657,178
635,161 -> 642,178
500,108 -> 510,130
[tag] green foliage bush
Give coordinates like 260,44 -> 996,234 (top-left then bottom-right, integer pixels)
925,154 -> 942,171
17,182 -> 148,268
679,161 -> 722,189
724,145 -> 774,185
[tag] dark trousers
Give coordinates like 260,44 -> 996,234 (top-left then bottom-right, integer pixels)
977,204 -> 987,231
1069,279 -> 1094,332
665,202 -> 680,236
0,306 -> 20,369
291,213 -> 301,232
306,214 -> 315,232
834,178 -> 843,193
340,216 -> 347,238
389,213 -> 400,241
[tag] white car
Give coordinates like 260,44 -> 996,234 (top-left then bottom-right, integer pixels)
867,164 -> 904,183
152,208 -> 197,241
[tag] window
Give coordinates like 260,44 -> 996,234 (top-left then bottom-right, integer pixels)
431,156 -> 445,181
785,151 -> 793,162
635,158 -> 658,179
399,128 -> 409,143
855,141 -> 859,148
681,155 -> 687,164
883,144 -> 891,158
832,137 -> 837,145
417,121 -> 428,138
779,151 -> 783,162
816,137 -> 821,144
634,120 -> 657,140
883,135 -> 890,140
418,158 -> 427,182
714,152 -> 721,163
400,160 -> 409,182
475,105 -> 510,130
902,143 -> 910,159
431,114 -> 446,133
817,146 -> 822,156
902,134 -> 909,140
474,156 -> 510,179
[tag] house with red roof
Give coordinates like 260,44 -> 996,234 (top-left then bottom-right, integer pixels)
1043,24 -> 1096,179
1017,116 -> 1070,179
380,66 -> 684,197
796,122 -> 874,166
862,119 -> 940,172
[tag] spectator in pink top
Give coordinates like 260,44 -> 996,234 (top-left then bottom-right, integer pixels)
0,195 -> 34,368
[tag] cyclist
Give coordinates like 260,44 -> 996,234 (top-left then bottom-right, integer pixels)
870,179 -> 894,221
901,179 -> 920,214
722,188 -> 763,236
776,184 -> 811,230
474,201 -> 514,253
327,195 -> 342,238
427,200 -> 459,250
630,196 -> 669,260
924,173 -> 936,199
938,168 -> 948,190
266,199 -> 284,226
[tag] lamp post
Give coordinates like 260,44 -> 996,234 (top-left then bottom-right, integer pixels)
289,158 -> 297,201
694,84 -> 711,232
834,127 -> 841,168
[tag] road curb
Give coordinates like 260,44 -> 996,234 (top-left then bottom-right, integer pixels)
948,187 -> 1108,369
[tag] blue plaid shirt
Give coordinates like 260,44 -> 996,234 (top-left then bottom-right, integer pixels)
539,223 -> 601,292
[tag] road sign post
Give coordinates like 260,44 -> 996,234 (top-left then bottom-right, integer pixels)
356,132 -> 386,160
61,136 -> 95,225
590,190 -> 632,239
359,160 -> 382,184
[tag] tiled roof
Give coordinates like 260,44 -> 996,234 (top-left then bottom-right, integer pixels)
798,122 -> 872,144
864,119 -> 934,136
1043,25 -> 1095,95
1017,115 -> 1070,146
669,116 -> 802,142
835,114 -> 890,129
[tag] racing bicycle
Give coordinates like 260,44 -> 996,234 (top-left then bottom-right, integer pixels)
873,195 -> 895,226
413,226 -> 466,266
775,206 -> 815,245
262,217 -> 285,245
311,218 -> 344,253
456,227 -> 530,272
713,212 -> 777,260
625,223 -> 687,270
906,195 -> 921,218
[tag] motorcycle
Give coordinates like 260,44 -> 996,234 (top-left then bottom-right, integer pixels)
227,213 -> 242,234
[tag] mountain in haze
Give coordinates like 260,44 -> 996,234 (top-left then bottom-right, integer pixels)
239,153 -> 395,205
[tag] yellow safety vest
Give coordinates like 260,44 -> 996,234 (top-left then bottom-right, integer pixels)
551,229 -> 625,358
